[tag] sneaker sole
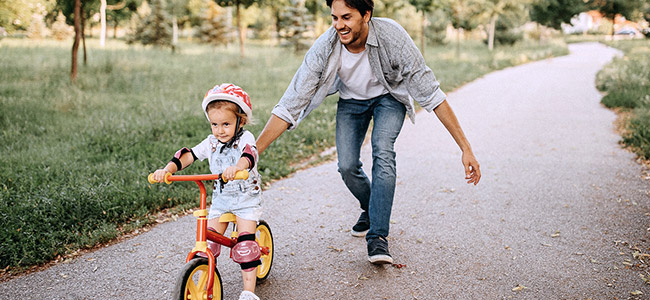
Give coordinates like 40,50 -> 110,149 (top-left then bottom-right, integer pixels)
351,229 -> 368,237
368,254 -> 393,265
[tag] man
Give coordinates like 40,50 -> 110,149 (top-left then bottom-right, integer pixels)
256,0 -> 481,264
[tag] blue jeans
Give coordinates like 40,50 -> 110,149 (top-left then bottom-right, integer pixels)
336,94 -> 406,240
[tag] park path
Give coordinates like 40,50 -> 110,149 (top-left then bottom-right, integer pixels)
2,42 -> 650,300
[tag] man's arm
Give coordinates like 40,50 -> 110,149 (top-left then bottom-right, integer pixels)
433,100 -> 481,185
256,114 -> 291,155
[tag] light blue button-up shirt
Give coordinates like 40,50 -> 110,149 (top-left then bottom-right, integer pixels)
272,17 -> 447,130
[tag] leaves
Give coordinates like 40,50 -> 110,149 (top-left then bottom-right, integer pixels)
512,284 -> 527,292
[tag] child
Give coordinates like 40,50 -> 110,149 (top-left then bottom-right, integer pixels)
151,83 -> 263,300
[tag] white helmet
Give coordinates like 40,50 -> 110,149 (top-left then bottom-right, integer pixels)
201,83 -> 253,122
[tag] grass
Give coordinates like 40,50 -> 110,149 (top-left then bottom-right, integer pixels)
595,39 -> 650,158
0,36 -> 568,271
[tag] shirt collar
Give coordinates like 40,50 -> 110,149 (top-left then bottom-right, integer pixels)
366,18 -> 378,48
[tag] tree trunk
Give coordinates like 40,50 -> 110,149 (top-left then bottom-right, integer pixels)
71,0 -> 81,82
100,0 -> 107,47
456,27 -> 461,58
420,11 -> 425,58
81,7 -> 87,65
172,15 -> 178,48
113,19 -> 118,38
236,2 -> 245,58
488,14 -> 497,51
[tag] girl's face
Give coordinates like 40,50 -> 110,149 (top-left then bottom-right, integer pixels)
207,107 -> 238,143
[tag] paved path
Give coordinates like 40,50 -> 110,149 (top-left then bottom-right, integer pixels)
3,42 -> 649,300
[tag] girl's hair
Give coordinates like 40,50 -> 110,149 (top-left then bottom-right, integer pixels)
206,100 -> 249,125
326,0 -> 374,17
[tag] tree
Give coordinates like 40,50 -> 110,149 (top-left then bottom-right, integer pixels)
278,0 -> 315,53
199,1 -> 231,45
409,0 -> 442,56
215,0 -> 257,58
71,0 -> 81,82
478,0 -> 529,51
51,11 -> 74,40
445,0 -> 480,56
374,0 -> 407,19
129,0 -> 174,49
27,11 -> 49,39
586,0 -> 645,36
529,0 -> 586,30
0,0 -> 54,33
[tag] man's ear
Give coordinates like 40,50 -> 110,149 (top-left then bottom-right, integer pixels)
363,10 -> 371,23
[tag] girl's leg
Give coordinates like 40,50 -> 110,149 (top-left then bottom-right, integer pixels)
236,217 -> 258,293
207,218 -> 228,234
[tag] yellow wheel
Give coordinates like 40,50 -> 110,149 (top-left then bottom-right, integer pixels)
255,220 -> 273,282
173,258 -> 222,300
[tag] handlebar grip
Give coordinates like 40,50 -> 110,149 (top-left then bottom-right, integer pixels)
222,170 -> 249,183
148,172 -> 173,184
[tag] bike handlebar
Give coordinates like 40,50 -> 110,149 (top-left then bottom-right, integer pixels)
148,170 -> 249,185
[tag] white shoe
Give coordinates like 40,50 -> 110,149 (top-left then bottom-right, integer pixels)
239,291 -> 260,300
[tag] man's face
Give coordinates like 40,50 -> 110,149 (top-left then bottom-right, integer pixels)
331,0 -> 371,52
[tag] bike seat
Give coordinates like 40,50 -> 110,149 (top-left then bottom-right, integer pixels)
218,213 -> 237,223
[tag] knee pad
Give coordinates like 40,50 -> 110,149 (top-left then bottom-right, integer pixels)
197,228 -> 221,258
231,232 -> 261,271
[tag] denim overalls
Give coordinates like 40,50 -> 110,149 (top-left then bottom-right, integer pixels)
207,137 -> 262,222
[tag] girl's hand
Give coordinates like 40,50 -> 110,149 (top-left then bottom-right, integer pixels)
222,165 -> 243,182
151,168 -> 171,183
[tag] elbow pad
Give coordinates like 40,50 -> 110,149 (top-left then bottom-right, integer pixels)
169,147 -> 197,171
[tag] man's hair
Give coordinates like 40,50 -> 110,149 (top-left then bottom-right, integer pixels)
326,0 -> 374,17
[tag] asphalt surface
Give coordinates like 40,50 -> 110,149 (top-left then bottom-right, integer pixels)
2,42 -> 650,300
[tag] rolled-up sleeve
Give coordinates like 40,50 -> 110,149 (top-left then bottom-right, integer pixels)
399,37 -> 446,112
273,40 -> 328,130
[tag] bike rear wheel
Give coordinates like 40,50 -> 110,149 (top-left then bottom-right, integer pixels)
173,258 -> 222,300
256,220 -> 274,282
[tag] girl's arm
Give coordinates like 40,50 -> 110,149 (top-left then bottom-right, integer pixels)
222,157 -> 250,181
151,149 -> 197,183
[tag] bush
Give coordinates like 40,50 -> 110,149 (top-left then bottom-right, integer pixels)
597,39 -> 650,159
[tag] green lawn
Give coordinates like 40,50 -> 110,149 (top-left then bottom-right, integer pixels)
0,36 -> 568,270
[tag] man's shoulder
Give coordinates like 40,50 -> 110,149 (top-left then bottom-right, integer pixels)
372,18 -> 409,36
370,17 -> 412,47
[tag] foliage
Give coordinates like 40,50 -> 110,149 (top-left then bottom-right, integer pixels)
425,8 -> 449,45
198,1 -> 231,45
586,0 -> 644,22
596,40 -> 650,158
529,0 -> 586,30
51,11 -> 73,40
278,0 -> 315,53
0,0 -> 55,32
27,12 -> 48,39
127,0 -> 174,48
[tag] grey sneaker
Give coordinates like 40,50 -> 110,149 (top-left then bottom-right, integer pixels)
367,236 -> 393,264
351,211 -> 369,237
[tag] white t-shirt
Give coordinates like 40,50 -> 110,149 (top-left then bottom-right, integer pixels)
337,44 -> 388,100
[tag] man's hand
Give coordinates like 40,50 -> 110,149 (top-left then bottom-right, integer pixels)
462,151 -> 481,185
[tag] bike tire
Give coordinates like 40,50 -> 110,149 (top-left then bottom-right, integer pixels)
256,220 -> 274,282
173,257 -> 223,300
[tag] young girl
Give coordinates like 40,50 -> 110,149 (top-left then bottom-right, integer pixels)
150,83 -> 263,300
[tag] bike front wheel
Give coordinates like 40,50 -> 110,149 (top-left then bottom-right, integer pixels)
256,220 -> 274,282
173,257 -> 222,300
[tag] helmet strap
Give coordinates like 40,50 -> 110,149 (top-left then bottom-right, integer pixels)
220,115 -> 243,153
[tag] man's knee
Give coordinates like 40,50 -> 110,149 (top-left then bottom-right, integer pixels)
232,232 -> 261,271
